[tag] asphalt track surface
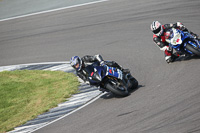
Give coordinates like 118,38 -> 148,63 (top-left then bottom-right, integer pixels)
1,0 -> 200,133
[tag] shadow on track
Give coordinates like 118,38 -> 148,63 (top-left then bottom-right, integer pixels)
100,85 -> 144,99
173,55 -> 200,63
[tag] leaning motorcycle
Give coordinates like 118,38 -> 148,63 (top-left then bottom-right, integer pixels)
165,28 -> 200,56
84,62 -> 138,97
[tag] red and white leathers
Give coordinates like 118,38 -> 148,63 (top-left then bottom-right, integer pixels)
152,22 -> 189,63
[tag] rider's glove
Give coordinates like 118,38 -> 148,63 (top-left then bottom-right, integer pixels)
100,61 -> 105,66
177,22 -> 185,30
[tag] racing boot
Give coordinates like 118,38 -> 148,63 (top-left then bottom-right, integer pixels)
114,65 -> 130,74
166,54 -> 179,63
124,73 -> 135,80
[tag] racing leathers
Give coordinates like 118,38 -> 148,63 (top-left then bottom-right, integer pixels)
153,22 -> 199,63
76,55 -> 129,83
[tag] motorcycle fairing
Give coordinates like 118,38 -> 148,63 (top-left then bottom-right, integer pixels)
106,65 -> 123,80
167,28 -> 200,54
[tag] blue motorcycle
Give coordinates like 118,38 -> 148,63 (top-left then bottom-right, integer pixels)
84,62 -> 138,97
165,28 -> 200,56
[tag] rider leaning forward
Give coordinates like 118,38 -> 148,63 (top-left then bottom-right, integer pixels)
70,54 -> 130,83
150,21 -> 199,63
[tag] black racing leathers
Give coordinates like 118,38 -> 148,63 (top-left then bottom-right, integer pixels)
76,55 -> 123,83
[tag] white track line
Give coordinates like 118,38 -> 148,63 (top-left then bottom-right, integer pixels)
29,93 -> 104,133
0,61 -> 69,67
0,61 -> 70,72
0,0 -> 109,22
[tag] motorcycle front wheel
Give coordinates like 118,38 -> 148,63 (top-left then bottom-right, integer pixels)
185,43 -> 200,56
105,82 -> 129,97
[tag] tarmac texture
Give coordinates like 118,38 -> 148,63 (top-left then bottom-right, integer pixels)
0,0 -> 200,133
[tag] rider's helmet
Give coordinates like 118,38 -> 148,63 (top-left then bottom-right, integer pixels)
150,21 -> 163,36
70,56 -> 83,71
165,29 -> 174,40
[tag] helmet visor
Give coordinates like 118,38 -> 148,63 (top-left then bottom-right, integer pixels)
153,26 -> 161,34
74,63 -> 80,69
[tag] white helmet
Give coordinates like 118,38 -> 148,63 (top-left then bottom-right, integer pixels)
150,21 -> 163,36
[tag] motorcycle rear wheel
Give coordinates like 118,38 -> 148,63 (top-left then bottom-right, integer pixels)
185,43 -> 200,56
130,77 -> 138,89
105,82 -> 129,97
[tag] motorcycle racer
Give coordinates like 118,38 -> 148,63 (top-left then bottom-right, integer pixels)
150,21 -> 199,63
70,55 -> 130,85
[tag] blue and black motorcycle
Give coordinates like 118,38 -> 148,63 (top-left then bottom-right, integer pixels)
84,62 -> 138,97
165,28 -> 200,56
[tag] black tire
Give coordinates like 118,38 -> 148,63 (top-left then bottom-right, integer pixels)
185,43 -> 200,56
130,77 -> 138,89
105,82 -> 129,97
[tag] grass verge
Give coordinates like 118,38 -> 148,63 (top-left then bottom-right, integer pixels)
0,70 -> 79,133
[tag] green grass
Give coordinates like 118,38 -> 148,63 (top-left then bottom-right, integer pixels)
0,70 -> 79,133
